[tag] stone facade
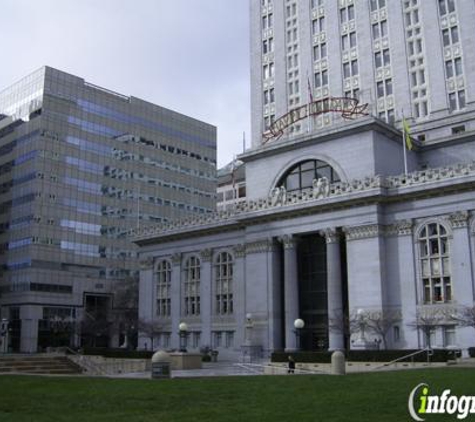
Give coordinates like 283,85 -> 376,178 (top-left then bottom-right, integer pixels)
135,118 -> 475,359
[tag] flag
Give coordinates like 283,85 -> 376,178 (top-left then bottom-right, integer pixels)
402,117 -> 413,151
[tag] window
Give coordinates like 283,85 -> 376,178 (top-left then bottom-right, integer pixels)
278,159 -> 340,193
313,43 -> 327,61
370,0 -> 386,11
443,326 -> 456,347
438,0 -> 455,16
419,223 -> 452,304
184,256 -> 201,316
263,88 -> 275,105
372,19 -> 387,42
263,63 -> 275,79
442,26 -> 459,46
263,38 -> 274,54
156,260 -> 171,317
448,90 -> 465,111
341,32 -> 356,50
312,0 -> 323,8
312,16 -> 325,34
314,70 -> 328,88
374,49 -> 390,69
377,79 -> 393,98
215,252 -> 234,315
343,60 -> 358,78
340,5 -> 354,23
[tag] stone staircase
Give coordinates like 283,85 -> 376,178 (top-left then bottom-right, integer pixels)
0,355 -> 83,375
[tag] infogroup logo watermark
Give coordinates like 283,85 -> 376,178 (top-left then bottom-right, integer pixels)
408,383 -> 475,421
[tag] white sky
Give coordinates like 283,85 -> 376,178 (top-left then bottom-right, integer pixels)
0,0 -> 250,168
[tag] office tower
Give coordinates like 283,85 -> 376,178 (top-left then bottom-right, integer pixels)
251,0 -> 475,146
0,67 -> 216,352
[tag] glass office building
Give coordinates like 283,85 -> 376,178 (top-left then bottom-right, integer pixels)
0,66 -> 217,352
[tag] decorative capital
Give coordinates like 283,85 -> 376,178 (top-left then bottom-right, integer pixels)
233,243 -> 246,258
171,253 -> 181,266
139,256 -> 154,270
343,224 -> 382,241
246,239 -> 272,254
319,228 -> 340,244
279,234 -> 298,250
449,211 -> 469,229
200,248 -> 213,262
386,220 -> 413,236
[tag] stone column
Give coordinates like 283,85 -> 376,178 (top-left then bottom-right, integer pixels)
170,253 -> 182,349
282,235 -> 299,351
20,305 -> 40,353
200,248 -> 213,348
233,244 -> 246,348
138,256 -> 154,350
321,229 -> 344,351
449,212 -> 474,352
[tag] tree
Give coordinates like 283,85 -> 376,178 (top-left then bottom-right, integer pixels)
365,310 -> 401,350
137,318 -> 162,351
328,310 -> 361,350
449,306 -> 475,328
408,309 -> 444,349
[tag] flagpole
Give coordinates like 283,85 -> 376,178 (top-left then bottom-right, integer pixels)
402,111 -> 408,175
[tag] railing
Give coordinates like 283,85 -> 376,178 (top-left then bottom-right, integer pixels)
371,348 -> 433,370
61,347 -> 110,376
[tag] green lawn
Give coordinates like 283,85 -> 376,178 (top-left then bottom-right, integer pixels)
0,368 -> 473,421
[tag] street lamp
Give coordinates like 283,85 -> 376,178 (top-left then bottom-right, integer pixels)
178,322 -> 188,353
245,313 -> 253,346
294,318 -> 305,351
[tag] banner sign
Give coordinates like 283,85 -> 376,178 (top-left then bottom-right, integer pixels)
263,96 -> 369,143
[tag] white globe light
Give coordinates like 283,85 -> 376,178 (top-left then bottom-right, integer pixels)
357,308 -> 365,316
246,313 -> 253,321
294,318 -> 305,329
178,322 -> 188,332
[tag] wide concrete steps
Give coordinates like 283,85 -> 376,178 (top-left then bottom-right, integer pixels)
0,355 -> 83,375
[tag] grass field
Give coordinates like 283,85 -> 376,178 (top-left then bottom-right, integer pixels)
0,368 -> 473,421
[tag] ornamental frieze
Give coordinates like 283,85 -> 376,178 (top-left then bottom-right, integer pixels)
343,224 -> 383,241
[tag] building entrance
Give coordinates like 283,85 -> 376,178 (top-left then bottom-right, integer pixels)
297,234 -> 328,350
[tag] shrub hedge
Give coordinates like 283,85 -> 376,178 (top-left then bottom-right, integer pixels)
271,349 -> 457,363
468,347 -> 475,358
81,347 -> 154,359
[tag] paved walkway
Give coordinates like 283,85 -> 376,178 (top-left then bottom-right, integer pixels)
115,361 -> 266,379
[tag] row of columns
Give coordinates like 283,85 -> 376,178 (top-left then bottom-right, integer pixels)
282,229 -> 344,352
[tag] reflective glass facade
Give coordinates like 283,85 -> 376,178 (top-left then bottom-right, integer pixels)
0,66 -> 217,352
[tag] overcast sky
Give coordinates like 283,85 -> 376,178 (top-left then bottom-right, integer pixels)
0,0 -> 250,168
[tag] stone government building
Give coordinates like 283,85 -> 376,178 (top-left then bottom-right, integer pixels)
134,0 -> 475,359
135,115 -> 475,359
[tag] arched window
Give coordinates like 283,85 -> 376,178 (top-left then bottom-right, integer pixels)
215,252 -> 234,315
277,159 -> 340,193
419,223 -> 452,304
156,260 -> 171,317
184,257 -> 201,316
